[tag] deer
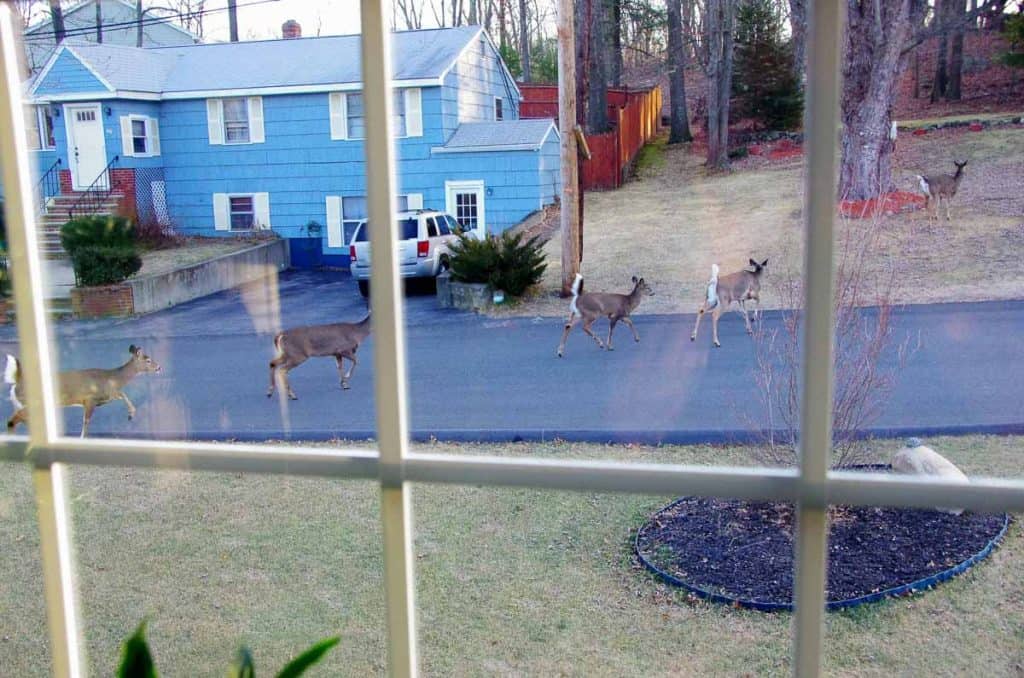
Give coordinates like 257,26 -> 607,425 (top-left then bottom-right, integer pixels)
5,345 -> 162,437
556,274 -> 654,357
267,311 -> 372,400
916,160 -> 968,221
690,259 -> 768,348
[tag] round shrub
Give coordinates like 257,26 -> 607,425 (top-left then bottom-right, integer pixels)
448,231 -> 547,298
61,216 -> 141,287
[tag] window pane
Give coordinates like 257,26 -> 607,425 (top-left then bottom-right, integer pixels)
399,218 -> 418,240
342,196 -> 368,221
65,466 -> 385,674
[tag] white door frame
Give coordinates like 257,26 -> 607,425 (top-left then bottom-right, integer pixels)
445,179 -> 486,238
64,103 -> 108,190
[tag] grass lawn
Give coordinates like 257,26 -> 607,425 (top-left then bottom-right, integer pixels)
132,236 -> 273,279
1,436 -> 1022,676
501,124 -> 1024,318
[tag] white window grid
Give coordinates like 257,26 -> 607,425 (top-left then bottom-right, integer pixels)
0,3 -> 1022,677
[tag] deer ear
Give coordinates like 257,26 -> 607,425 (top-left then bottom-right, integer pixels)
632,275 -> 638,283
761,259 -> 769,267
129,344 -> 138,355
749,258 -> 758,267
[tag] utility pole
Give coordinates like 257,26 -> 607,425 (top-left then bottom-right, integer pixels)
557,0 -> 580,295
228,0 -> 239,42
95,0 -> 103,43
49,0 -> 65,43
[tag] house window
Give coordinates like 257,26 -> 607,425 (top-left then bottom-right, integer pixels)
131,119 -> 147,155
342,196 -> 367,244
495,97 -> 503,121
223,97 -> 250,144
229,196 -> 255,230
345,92 -> 407,140
37,106 -> 55,149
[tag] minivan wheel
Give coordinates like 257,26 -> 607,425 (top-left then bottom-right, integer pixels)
357,280 -> 369,297
439,255 -> 450,272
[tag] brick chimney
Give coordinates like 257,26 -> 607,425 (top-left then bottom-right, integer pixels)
282,20 -> 302,39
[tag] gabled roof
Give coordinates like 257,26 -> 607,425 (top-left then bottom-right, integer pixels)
434,119 -> 559,154
25,0 -> 198,41
29,25 -> 489,100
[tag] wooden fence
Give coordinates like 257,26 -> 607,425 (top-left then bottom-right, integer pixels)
518,84 -> 663,190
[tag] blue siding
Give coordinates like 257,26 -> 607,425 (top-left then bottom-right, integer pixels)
538,131 -> 561,208
34,50 -> 109,94
441,34 -> 520,140
44,99 -> 163,171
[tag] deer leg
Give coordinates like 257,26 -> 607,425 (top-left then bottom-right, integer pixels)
336,354 -> 357,390
557,313 -> 578,357
945,198 -> 952,221
267,358 -> 279,397
581,317 -> 605,350
739,302 -> 753,335
80,404 -> 95,438
606,317 -> 618,350
691,303 -> 707,341
7,407 -> 26,431
622,316 -> 640,343
120,393 -> 137,420
711,305 -> 724,348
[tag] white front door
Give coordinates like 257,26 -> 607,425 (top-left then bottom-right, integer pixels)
445,180 -> 486,238
65,104 -> 108,190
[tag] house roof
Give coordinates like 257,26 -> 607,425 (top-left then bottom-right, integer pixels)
434,119 -> 559,153
30,25 -> 487,99
24,0 -> 198,41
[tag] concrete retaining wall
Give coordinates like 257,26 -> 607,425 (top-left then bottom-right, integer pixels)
83,238 -> 289,316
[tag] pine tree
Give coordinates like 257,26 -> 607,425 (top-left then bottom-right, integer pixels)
732,0 -> 803,131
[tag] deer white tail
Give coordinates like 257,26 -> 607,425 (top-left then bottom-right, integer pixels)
916,175 -> 930,196
569,273 -> 583,314
705,264 -> 720,309
5,355 -> 22,411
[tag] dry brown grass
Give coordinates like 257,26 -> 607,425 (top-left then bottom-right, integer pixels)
132,237 -> 271,279
498,125 -> 1024,317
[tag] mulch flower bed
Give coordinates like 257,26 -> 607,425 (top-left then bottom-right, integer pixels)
839,190 -> 927,219
636,496 -> 1007,608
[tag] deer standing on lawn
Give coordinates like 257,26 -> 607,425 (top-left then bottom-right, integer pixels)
916,160 -> 968,221
691,259 -> 768,348
5,345 -> 162,437
556,274 -> 654,357
267,312 -> 372,399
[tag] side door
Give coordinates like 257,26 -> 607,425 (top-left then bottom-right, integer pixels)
445,180 -> 486,239
64,103 -> 108,190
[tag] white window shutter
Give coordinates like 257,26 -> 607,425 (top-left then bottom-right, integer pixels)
120,116 -> 134,157
147,117 -> 160,156
254,192 -> 271,229
207,99 -> 224,145
406,193 -> 423,210
248,97 -> 265,143
329,92 -> 347,140
404,88 -> 422,137
213,193 -> 230,231
326,196 -> 343,247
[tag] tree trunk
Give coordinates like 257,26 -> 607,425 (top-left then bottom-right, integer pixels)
667,0 -> 693,143
610,0 -> 623,87
840,0 -> 921,200
788,0 -> 807,81
558,0 -> 581,293
519,0 -> 531,82
95,0 -> 103,43
931,0 -> 949,103
50,0 -> 65,43
586,0 -> 610,132
136,0 -> 144,47
575,0 -> 589,127
228,0 -> 239,42
948,0 -> 966,99
705,0 -> 734,170
498,0 -> 508,47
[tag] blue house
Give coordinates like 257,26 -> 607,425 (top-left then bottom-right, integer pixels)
26,26 -> 561,266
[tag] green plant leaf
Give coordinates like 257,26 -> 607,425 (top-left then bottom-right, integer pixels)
117,621 -> 158,678
227,646 -> 256,678
274,636 -> 340,678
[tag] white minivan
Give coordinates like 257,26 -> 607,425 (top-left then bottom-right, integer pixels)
348,209 -> 463,297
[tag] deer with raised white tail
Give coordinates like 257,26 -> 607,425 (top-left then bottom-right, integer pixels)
691,258 -> 768,348
5,345 -> 162,437
267,312 -> 372,399
916,160 -> 968,221
556,274 -> 654,357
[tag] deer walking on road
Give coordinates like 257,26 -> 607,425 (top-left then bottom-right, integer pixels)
916,160 -> 968,221
556,274 -> 654,357
691,259 -> 768,347
267,312 -> 372,399
5,345 -> 162,437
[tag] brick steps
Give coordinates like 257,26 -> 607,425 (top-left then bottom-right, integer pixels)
37,192 -> 124,259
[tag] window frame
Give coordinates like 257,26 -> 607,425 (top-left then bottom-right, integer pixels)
344,90 -> 409,140
36,105 -> 55,149
221,96 -> 251,145
2,4 -> 1024,678
494,96 -> 503,121
227,194 -> 256,231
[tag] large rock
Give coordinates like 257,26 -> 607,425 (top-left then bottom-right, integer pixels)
892,437 -> 969,515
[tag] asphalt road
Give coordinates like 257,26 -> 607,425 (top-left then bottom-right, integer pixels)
1,270 -> 1021,442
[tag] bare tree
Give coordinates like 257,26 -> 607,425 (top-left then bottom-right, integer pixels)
227,0 -> 238,41
666,0 -> 693,142
95,0 -> 102,43
49,0 -> 65,42
584,0 -> 610,132
168,0 -> 207,38
788,0 -> 806,80
395,0 -> 425,29
609,0 -> 622,86
520,0 -> 531,82
705,0 -> 735,170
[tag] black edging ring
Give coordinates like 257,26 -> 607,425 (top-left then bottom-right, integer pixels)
634,497 -> 1010,613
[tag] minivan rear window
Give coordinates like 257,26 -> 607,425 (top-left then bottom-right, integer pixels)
353,218 -> 420,242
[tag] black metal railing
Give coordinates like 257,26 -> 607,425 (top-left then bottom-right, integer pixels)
67,155 -> 120,221
35,157 -> 62,215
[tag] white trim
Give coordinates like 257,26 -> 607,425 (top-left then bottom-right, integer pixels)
63,102 -> 107,191
26,45 -> 68,97
478,29 -> 523,100
247,96 -> 264,144
404,88 -> 422,138
36,105 -> 55,149
28,91 -> 161,104
326,196 -> 343,248
206,98 -> 223,145
217,192 -> 264,231
329,92 -> 348,140
212,193 -> 230,231
437,26 -> 486,83
494,96 -> 503,121
432,143 -> 540,154
253,192 -> 271,229
61,46 -> 116,92
121,114 -> 157,157
538,121 -> 560,147
159,79 -> 440,101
